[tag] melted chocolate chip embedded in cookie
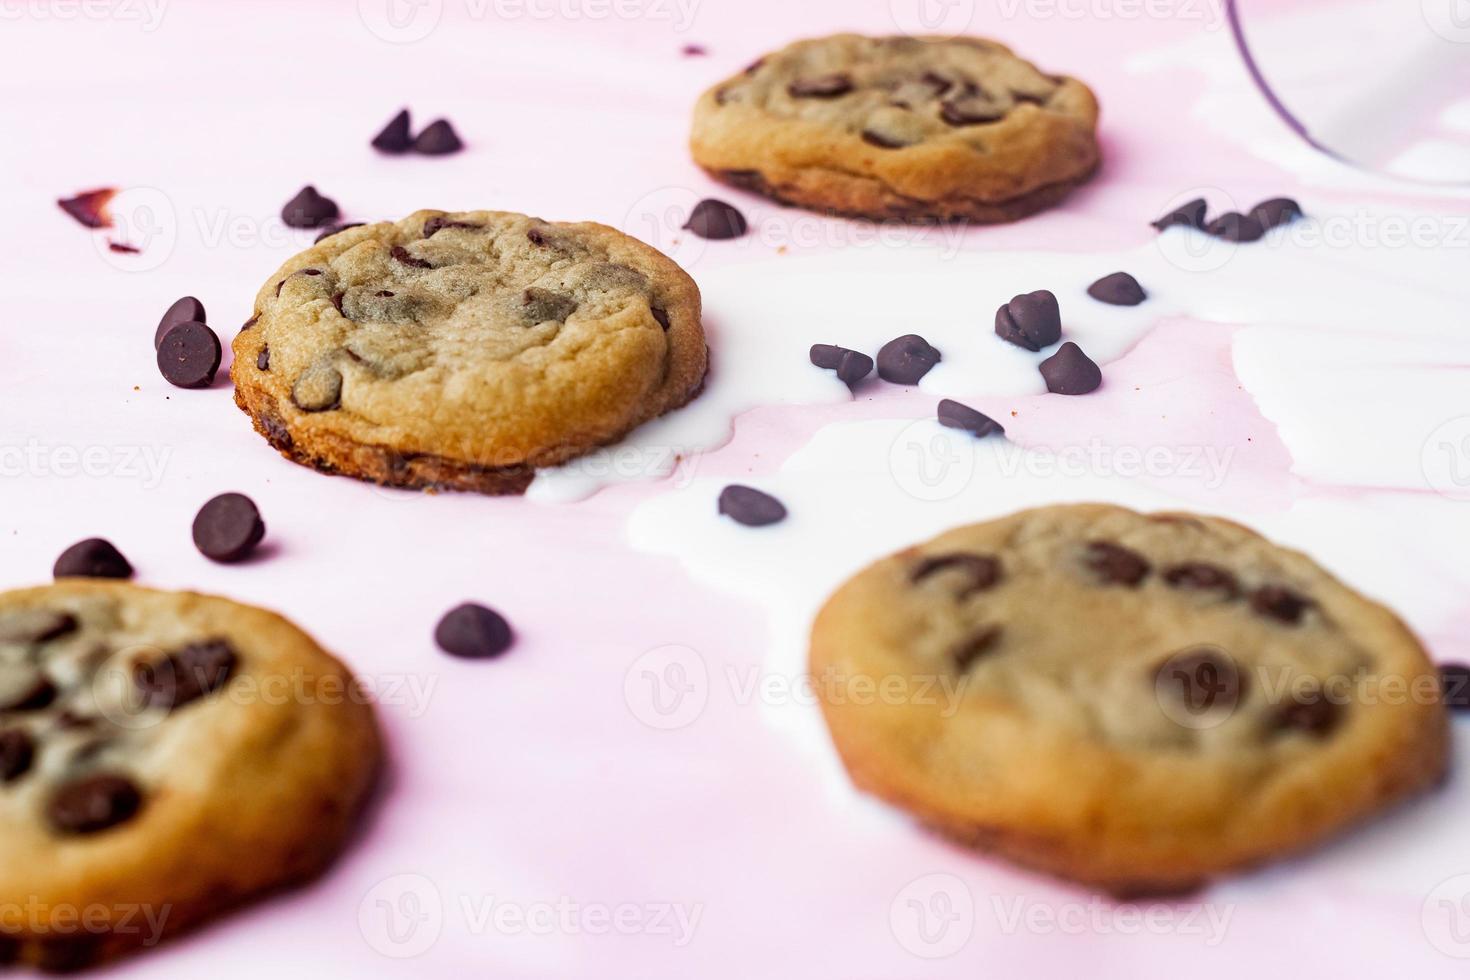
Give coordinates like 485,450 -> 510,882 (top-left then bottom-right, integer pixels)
877,334 -> 940,385
995,290 -> 1062,351
157,321 -> 222,389
315,222 -> 365,244
47,773 -> 144,835
1150,198 -> 1207,231
135,639 -> 239,711
422,216 -> 482,238
154,296 -> 206,350
0,667 -> 57,712
810,344 -> 873,389
650,306 -> 671,330
434,603 -> 514,659
1039,342 -> 1101,395
1084,541 -> 1150,586
281,185 -> 340,229
0,729 -> 35,782
1086,272 -> 1147,307
1268,687 -> 1340,738
788,74 -> 852,98
937,399 -> 1003,438
257,345 -> 270,371
1250,585 -> 1312,624
718,485 -> 787,527
521,288 -> 578,324
952,626 -> 1003,671
1163,562 -> 1239,598
53,538 -> 133,580
192,493 -> 266,564
371,108 -> 413,154
940,95 -> 1005,126
683,199 -> 747,240
911,553 -> 1002,598
1156,647 -> 1247,714
390,245 -> 432,269
291,362 -> 343,412
0,609 -> 77,644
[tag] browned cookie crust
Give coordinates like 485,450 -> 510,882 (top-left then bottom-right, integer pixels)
691,34 -> 1100,224
0,582 -> 381,971
810,505 -> 1449,894
231,210 -> 707,494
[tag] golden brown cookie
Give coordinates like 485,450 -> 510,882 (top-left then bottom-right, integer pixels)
691,34 -> 1100,223
232,210 -> 707,494
810,504 -> 1448,894
0,582 -> 381,970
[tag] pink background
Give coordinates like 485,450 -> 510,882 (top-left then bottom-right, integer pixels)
3,0 -> 1468,976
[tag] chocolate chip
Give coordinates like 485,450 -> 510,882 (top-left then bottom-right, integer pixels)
1162,562 -> 1239,597
371,108 -> 413,153
1086,272 -> 1147,307
681,43 -> 707,56
414,118 -> 464,155
683,199 -> 747,240
315,222 -> 365,244
861,129 -> 909,149
0,730 -> 34,783
256,346 -> 270,371
911,553 -> 1002,598
1249,197 -> 1301,230
527,227 -> 548,246
292,363 -> 343,412
650,306 -> 671,330
994,290 -> 1062,351
53,538 -> 133,580
1249,585 -> 1312,624
718,485 -> 787,527
1084,541 -> 1150,586
391,244 -> 432,269
952,626 -> 1002,670
241,314 -> 259,331
1038,342 -> 1101,395
876,334 -> 941,385
0,669 -> 57,712
192,493 -> 266,563
1204,212 -> 1264,243
0,609 -> 77,644
35,937 -> 102,974
1150,197 -> 1207,231
1156,647 -> 1246,714
332,292 -> 346,315
920,70 -> 954,95
1439,663 -> 1470,710
281,185 -> 340,229
940,97 -> 1005,125
422,216 -> 481,238
434,603 -> 514,659
809,344 -> 873,389
937,399 -> 1003,438
47,773 -> 143,835
522,288 -> 578,324
153,295 -> 206,349
136,639 -> 239,710
109,241 -> 141,254
1268,688 -> 1339,738
156,321 -> 221,388
788,74 -> 852,98
57,187 -> 116,228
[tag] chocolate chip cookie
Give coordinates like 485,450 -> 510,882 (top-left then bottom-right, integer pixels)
810,505 -> 1448,894
232,210 -> 707,494
691,35 -> 1100,223
0,582 -> 380,970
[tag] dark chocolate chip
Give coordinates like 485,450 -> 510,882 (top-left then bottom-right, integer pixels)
153,296 -> 206,349
434,603 -> 514,659
994,289 -> 1062,351
522,288 -> 578,323
109,241 -> 141,254
681,43 -> 707,56
332,292 -> 346,315
527,227 -> 548,246
414,118 -> 464,155
683,198 -> 747,240
1162,562 -> 1239,597
241,314 -> 259,331
1249,197 -> 1302,230
0,729 -> 34,783
1086,272 -> 1147,307
135,639 -> 239,710
0,609 -> 77,644
1439,663 -> 1470,710
391,244 -> 432,268
1249,585 -> 1312,624
952,626 -> 1002,671
788,74 -> 853,98
191,493 -> 266,563
911,553 -> 1002,598
940,97 -> 1005,125
1156,647 -> 1246,714
1268,688 -> 1339,738
281,185 -> 340,229
47,773 -> 143,835
253,345 -> 269,372
422,216 -> 481,238
876,334 -> 941,385
1084,541 -> 1150,586
57,187 -> 116,228
315,222 -> 365,244
1204,212 -> 1264,243
53,538 -> 133,580
650,306 -> 671,330
1038,341 -> 1101,395
718,485 -> 787,527
156,321 -> 221,388
937,399 -> 1003,438
861,129 -> 908,148
1150,197 -> 1207,231
809,344 -> 873,389
376,290 -> 395,298
921,70 -> 954,95
0,672 -> 57,713
371,108 -> 413,153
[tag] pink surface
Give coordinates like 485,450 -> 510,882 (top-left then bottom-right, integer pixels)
3,1 -> 1468,976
